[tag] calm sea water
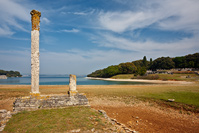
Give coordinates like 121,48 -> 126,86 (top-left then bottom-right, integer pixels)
0,76 -> 151,85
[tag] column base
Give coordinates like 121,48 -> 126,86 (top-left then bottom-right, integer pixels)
68,90 -> 78,96
30,92 -> 40,97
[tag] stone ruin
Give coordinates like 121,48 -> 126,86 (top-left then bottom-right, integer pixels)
13,74 -> 89,112
13,10 -> 89,112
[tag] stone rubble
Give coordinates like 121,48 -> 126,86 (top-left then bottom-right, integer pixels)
13,94 -> 89,112
0,109 -> 12,132
98,110 -> 138,133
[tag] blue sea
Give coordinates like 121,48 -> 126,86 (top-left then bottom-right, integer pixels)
0,75 -> 151,85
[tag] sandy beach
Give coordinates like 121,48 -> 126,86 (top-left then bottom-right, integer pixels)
86,77 -> 193,84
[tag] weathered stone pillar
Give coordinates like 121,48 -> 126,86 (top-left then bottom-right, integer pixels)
69,74 -> 78,96
30,10 -> 41,96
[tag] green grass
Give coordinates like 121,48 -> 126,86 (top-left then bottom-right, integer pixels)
111,74 -> 135,79
79,85 -> 199,111
4,107 -> 110,133
147,91 -> 199,106
112,73 -> 199,81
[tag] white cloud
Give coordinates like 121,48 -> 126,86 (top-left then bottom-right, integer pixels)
92,32 -> 199,57
40,49 -> 136,75
0,48 -> 136,75
157,0 -> 199,31
68,10 -> 95,16
42,17 -> 50,24
73,12 -> 87,16
0,49 -> 31,73
60,28 -> 80,33
98,0 -> 199,33
0,26 -> 14,36
0,0 -> 31,35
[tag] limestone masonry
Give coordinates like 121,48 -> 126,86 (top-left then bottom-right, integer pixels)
13,10 -> 89,112
30,10 -> 41,31
69,74 -> 78,96
13,94 -> 89,112
30,10 -> 41,95
13,74 -> 89,112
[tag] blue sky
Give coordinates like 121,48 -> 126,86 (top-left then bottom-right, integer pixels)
0,0 -> 199,75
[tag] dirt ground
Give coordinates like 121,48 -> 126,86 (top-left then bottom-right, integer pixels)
0,98 -> 15,111
0,85 -> 199,132
90,98 -> 199,133
1,98 -> 199,133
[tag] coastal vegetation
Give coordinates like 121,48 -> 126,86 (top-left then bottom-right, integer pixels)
0,70 -> 22,77
87,53 -> 199,78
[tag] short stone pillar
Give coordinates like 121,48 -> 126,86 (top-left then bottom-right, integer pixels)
30,10 -> 41,96
69,74 -> 78,96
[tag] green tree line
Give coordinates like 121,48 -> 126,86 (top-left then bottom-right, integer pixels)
0,70 -> 22,77
87,53 -> 199,78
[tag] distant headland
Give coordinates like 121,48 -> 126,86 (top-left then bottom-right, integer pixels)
0,70 -> 22,78
87,53 -> 199,78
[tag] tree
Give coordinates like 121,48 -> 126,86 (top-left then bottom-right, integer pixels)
173,57 -> 185,68
119,62 -> 137,74
188,61 -> 195,68
143,56 -> 147,67
150,58 -> 153,67
150,57 -> 175,70
0,70 -> 22,77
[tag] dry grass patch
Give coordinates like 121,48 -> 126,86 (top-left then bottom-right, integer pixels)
4,106 -> 112,133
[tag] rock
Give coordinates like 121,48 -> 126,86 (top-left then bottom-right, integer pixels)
69,129 -> 81,132
0,110 -> 7,113
0,75 -> 7,79
91,128 -> 95,132
168,99 -> 175,102
0,125 -> 5,132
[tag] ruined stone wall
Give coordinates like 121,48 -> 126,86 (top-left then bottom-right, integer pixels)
13,94 -> 89,112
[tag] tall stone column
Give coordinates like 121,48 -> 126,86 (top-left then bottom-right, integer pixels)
69,74 -> 78,96
30,10 -> 41,96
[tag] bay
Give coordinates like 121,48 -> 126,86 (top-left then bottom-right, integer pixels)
0,76 -> 151,85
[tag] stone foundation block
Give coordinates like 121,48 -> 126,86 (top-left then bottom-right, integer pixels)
13,94 -> 89,112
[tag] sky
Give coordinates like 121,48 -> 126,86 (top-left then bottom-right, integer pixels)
0,0 -> 199,75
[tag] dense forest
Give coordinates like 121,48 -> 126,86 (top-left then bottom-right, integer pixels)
0,70 -> 22,77
87,53 -> 199,78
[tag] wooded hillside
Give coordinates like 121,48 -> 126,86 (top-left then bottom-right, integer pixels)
87,53 -> 199,78
0,70 -> 22,77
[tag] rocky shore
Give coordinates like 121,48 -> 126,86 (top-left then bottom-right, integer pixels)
0,75 -> 7,79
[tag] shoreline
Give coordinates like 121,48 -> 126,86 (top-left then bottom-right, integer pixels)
86,77 -> 193,84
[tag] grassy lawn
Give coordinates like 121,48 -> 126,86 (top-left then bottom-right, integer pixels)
112,73 -> 199,81
147,91 -> 199,106
4,106 -> 111,133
